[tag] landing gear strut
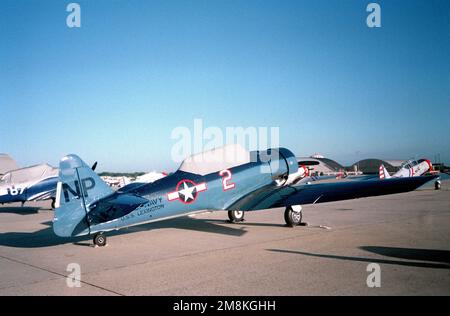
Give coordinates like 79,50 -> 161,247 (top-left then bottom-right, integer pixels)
228,210 -> 245,223
93,232 -> 107,247
284,205 -> 303,227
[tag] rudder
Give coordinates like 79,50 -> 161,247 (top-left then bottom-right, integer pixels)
53,154 -> 113,237
379,164 -> 391,180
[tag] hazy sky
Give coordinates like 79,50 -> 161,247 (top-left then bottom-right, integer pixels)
1,0 -> 449,172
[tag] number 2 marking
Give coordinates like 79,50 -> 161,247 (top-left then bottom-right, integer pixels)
219,169 -> 235,191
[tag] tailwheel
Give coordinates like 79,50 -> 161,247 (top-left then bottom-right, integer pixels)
228,210 -> 245,223
284,205 -> 302,227
93,232 -> 107,247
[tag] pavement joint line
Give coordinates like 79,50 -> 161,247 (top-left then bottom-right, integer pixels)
0,276 -> 62,291
0,254 -> 125,296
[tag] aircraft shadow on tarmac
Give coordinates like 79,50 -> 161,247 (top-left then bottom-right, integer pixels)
0,217 -> 247,248
268,247 -> 450,270
0,206 -> 43,215
204,219 -> 287,228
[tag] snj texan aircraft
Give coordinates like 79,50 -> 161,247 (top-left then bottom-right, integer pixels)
53,144 -> 436,246
379,158 -> 433,179
0,164 -> 58,208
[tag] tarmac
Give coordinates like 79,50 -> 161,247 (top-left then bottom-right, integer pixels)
0,178 -> 449,296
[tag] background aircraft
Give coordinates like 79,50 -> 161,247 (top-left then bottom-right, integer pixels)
0,164 -> 58,208
52,144 -> 436,247
379,158 -> 433,179
101,171 -> 167,189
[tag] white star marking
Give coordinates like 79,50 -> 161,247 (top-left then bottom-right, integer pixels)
179,182 -> 195,202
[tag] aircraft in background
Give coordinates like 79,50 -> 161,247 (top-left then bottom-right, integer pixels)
284,163 -> 310,185
52,144 -> 437,246
295,157 -> 434,183
102,171 -> 168,189
135,171 -> 168,183
0,164 -> 58,208
379,158 -> 433,179
285,163 -> 339,185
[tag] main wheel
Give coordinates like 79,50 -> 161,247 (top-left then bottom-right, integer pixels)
284,206 -> 302,227
93,232 -> 107,247
435,180 -> 441,190
228,210 -> 245,223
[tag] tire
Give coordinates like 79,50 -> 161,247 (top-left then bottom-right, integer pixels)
228,210 -> 245,223
284,206 -> 302,227
93,232 -> 107,247
435,180 -> 441,190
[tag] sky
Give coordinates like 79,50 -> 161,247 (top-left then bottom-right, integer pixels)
0,0 -> 449,172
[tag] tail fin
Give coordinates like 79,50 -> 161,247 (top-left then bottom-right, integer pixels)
379,164 -> 391,180
53,154 -> 113,237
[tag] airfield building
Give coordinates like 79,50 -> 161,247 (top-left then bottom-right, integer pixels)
0,154 -> 18,176
350,159 -> 404,174
297,156 -> 345,175
297,155 -> 406,175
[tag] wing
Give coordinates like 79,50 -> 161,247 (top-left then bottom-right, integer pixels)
294,174 -> 336,184
27,189 -> 56,202
228,175 -> 437,211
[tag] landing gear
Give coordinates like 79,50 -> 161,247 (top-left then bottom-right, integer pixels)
228,210 -> 245,223
93,232 -> 107,247
51,198 -> 56,209
435,180 -> 441,190
284,205 -> 302,227
21,201 -> 25,207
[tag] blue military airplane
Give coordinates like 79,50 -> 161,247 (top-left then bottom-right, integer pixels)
53,144 -> 437,246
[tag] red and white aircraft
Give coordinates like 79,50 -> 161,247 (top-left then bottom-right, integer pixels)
379,159 -> 433,179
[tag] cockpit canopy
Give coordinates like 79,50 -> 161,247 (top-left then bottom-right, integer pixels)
178,144 -> 251,176
401,159 -> 427,169
0,164 -> 58,185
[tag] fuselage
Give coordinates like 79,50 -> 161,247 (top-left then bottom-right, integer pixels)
76,162 -> 277,236
393,159 -> 432,178
0,176 -> 57,204
54,148 -> 299,237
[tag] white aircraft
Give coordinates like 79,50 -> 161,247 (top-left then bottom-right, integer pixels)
284,164 -> 310,185
379,159 -> 433,179
135,171 -> 168,183
285,161 -> 338,185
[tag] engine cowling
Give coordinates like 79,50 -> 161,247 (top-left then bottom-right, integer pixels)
256,147 -> 298,185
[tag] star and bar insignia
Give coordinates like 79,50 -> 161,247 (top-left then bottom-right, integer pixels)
167,179 -> 207,204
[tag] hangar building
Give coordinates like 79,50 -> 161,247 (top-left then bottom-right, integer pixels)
0,154 -> 18,176
350,159 -> 404,174
297,156 -> 345,175
297,154 -> 406,175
